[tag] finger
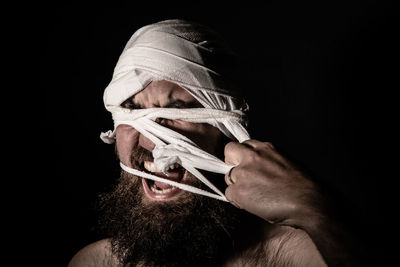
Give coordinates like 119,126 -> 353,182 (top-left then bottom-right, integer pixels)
224,141 -> 252,165
224,174 -> 233,185
225,184 -> 242,209
224,166 -> 237,185
243,139 -> 274,150
242,139 -> 263,148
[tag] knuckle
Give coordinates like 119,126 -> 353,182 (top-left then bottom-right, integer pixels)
224,141 -> 236,155
225,183 -> 246,202
234,166 -> 245,179
246,149 -> 260,162
264,142 -> 275,149
225,170 -> 253,205
228,165 -> 243,179
235,183 -> 250,202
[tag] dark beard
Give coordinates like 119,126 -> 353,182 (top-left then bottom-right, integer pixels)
98,166 -> 244,266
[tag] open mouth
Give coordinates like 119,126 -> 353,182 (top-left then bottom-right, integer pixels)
141,161 -> 187,200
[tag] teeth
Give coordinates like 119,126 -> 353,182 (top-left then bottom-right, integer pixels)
165,163 -> 180,171
144,161 -> 180,173
150,182 -> 176,194
144,161 -> 159,173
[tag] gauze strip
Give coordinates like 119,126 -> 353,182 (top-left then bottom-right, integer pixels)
101,106 -> 249,201
101,20 -> 251,201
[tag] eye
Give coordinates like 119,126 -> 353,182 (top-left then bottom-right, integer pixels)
121,98 -> 141,109
155,118 -> 169,125
163,100 -> 202,108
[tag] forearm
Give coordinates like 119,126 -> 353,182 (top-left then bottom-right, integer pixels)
267,183 -> 367,267
301,213 -> 363,267
223,140 -> 368,266
292,186 -> 371,267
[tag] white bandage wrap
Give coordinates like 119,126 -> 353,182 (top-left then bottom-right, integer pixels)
101,20 -> 250,201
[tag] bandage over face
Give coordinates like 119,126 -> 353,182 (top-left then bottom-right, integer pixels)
101,20 -> 250,201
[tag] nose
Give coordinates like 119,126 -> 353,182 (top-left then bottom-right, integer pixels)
116,124 -> 155,152
138,118 -> 174,152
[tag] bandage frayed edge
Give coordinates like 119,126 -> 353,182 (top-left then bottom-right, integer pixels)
100,130 -> 116,144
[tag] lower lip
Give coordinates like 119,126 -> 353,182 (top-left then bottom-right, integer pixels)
142,174 -> 185,201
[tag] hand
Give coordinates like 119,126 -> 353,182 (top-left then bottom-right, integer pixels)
224,139 -> 323,229
224,140 -> 365,266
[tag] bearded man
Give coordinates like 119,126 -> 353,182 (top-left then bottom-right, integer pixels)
69,20 -> 361,267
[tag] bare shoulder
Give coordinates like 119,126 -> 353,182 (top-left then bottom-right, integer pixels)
264,226 -> 327,267
225,225 -> 327,267
68,239 -> 120,267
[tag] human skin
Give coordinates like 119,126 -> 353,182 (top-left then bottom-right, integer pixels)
116,80 -> 225,170
224,140 -> 363,267
115,80 -> 330,265
115,80 -> 228,203
69,80 -> 332,266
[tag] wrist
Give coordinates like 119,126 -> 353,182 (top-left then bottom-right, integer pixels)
280,190 -> 329,231
278,205 -> 326,232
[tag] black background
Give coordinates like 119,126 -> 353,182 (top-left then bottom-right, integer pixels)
27,1 -> 397,266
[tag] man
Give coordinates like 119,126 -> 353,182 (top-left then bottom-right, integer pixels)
69,20 -> 360,266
